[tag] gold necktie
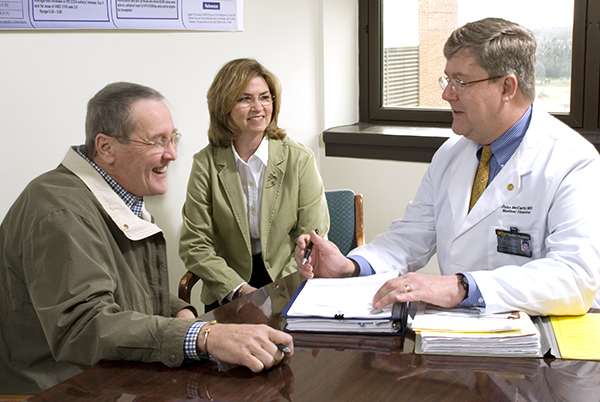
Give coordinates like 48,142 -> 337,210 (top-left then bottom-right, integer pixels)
469,145 -> 492,212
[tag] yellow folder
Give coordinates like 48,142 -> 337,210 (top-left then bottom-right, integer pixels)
550,314 -> 600,360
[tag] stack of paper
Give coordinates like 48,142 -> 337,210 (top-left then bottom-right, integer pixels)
412,303 -> 542,357
282,272 -> 407,334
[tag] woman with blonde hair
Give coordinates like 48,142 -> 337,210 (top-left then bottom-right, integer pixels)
180,58 -> 329,312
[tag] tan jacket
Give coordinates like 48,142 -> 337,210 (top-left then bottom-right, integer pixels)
0,148 -> 197,394
179,136 -> 329,305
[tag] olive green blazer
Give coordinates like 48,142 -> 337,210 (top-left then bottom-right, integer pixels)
179,136 -> 329,305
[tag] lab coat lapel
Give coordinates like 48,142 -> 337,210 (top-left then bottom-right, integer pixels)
457,120 -> 540,237
215,147 -> 251,251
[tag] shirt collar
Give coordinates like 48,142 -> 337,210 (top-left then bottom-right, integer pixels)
62,147 -> 161,241
76,146 -> 145,218
232,136 -> 269,167
478,105 -> 533,167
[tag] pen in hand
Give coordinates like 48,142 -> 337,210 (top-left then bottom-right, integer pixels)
276,343 -> 291,353
301,228 -> 319,265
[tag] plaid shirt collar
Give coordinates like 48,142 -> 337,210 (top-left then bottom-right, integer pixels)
76,146 -> 144,218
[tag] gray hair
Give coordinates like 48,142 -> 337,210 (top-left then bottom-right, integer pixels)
444,18 -> 536,101
81,82 -> 164,158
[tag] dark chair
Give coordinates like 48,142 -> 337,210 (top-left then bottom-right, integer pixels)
178,189 -> 365,303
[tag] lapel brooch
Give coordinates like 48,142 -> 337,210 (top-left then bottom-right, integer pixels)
266,172 -> 278,188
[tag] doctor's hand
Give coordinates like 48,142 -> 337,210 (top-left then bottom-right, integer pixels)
372,272 -> 467,309
295,230 -> 357,279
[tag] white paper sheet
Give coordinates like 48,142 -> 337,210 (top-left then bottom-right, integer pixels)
412,303 -> 524,332
286,272 -> 398,319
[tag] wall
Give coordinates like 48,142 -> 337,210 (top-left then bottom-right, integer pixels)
319,0 -> 439,275
0,0 -> 436,311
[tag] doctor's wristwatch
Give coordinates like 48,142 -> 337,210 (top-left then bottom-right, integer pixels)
457,274 -> 469,299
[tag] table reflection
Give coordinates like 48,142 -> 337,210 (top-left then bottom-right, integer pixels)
27,360 -> 294,402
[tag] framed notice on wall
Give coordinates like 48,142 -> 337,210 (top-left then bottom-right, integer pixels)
0,0 -> 243,30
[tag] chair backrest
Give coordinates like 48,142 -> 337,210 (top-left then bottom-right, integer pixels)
325,189 -> 365,256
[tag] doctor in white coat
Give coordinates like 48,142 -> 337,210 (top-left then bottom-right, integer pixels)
295,18 -> 600,316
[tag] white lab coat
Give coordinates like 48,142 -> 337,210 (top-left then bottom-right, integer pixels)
350,108 -> 600,315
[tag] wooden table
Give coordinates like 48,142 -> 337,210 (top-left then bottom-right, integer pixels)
27,273 -> 600,401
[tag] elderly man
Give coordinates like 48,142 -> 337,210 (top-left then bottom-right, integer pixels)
296,18 -> 600,316
0,82 -> 293,395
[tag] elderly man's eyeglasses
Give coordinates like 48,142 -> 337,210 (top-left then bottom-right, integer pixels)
235,94 -> 274,107
438,75 -> 503,94
117,131 -> 181,150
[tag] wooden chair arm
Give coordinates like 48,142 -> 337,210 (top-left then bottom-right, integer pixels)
178,270 -> 200,304
354,194 -> 365,247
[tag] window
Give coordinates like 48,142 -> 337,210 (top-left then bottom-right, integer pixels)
379,0 -> 574,114
330,0 -> 600,162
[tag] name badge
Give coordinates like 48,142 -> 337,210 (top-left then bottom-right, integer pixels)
495,227 -> 532,258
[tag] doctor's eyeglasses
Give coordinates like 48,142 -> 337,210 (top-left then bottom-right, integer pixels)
439,76 -> 504,94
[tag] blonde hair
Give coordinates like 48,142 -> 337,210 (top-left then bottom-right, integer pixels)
207,58 -> 286,147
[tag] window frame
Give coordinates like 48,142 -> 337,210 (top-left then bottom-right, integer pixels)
324,0 -> 600,163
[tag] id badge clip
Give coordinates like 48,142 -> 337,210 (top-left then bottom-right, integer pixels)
495,227 -> 532,258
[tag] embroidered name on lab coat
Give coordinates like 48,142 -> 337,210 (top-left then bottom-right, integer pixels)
502,205 -> 533,215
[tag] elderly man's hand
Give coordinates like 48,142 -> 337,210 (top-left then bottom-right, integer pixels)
197,324 -> 293,373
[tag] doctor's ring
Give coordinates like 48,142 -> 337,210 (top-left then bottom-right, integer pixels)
405,285 -> 412,293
